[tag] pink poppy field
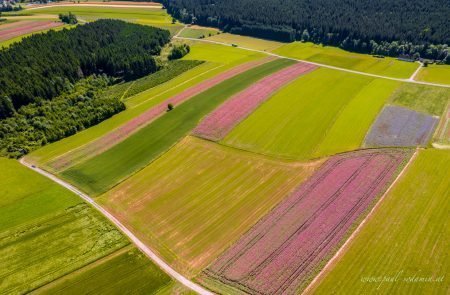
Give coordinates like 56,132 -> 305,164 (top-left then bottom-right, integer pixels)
193,62 -> 317,141
203,149 -> 411,294
47,57 -> 274,171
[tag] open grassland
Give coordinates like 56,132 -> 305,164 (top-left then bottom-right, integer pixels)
49,58 -> 269,172
273,42 -> 418,78
310,149 -> 450,294
388,83 -> 450,116
60,58 -> 294,195
179,26 -> 219,39
25,42 -> 265,167
224,68 -> 399,160
0,158 -> 129,294
434,103 -> 450,144
206,33 -> 283,51
203,149 -> 411,294
98,136 -> 321,276
416,64 -> 450,85
38,247 -> 172,294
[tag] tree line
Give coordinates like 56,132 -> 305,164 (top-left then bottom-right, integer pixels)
161,0 -> 449,62
0,75 -> 125,158
0,19 -> 171,119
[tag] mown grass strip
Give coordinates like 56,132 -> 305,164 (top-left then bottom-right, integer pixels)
61,58 -> 295,195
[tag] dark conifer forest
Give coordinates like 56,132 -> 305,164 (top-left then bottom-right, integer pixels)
161,0 -> 450,62
0,19 -> 170,119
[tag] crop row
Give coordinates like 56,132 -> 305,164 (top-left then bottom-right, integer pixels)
0,21 -> 61,42
193,62 -> 317,141
204,149 -> 411,295
48,57 -> 273,171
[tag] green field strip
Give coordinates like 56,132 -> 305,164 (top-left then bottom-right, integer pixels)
61,58 -> 295,196
313,79 -> 400,157
26,44 -> 265,167
416,64 -> 450,85
0,158 -> 130,294
273,42 -> 418,79
311,149 -> 450,294
36,247 -> 172,295
98,136 -> 322,276
388,82 -> 450,116
223,67 -> 383,160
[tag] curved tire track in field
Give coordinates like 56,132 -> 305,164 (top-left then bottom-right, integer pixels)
19,158 -> 213,295
175,36 -> 450,89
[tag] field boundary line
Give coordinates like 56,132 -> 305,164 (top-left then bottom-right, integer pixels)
302,148 -> 419,295
19,158 -> 213,295
175,36 -> 450,88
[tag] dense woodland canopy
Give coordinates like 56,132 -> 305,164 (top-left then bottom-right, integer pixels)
161,0 -> 450,62
0,19 -> 170,119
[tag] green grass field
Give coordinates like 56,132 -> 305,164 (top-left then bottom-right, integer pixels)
39,247 -> 172,294
98,136 -> 321,275
206,33 -> 283,51
223,68 -> 399,159
0,158 -> 128,293
416,64 -> 450,85
61,58 -> 294,195
388,83 -> 450,116
273,42 -> 418,78
310,149 -> 450,294
179,26 -> 219,39
25,43 -> 264,167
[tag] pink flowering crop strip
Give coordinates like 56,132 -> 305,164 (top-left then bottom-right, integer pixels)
0,21 -> 61,42
204,149 -> 411,295
193,62 -> 317,141
48,57 -> 274,171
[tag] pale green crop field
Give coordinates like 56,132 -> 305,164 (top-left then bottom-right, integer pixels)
179,26 -> 219,39
223,68 -> 399,160
207,32 -> 283,51
98,136 -> 321,276
310,149 -> 450,294
388,83 -> 450,116
274,42 -> 418,78
416,64 -> 450,85
39,247 -> 172,294
25,43 -> 265,168
0,158 -> 129,294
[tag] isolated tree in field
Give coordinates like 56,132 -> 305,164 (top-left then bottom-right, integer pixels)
167,103 -> 174,111
59,12 -> 78,24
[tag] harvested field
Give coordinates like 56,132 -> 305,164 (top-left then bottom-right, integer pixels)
49,58 -> 272,171
193,62 -> 317,141
203,149 -> 411,295
364,105 -> 439,147
0,20 -> 61,42
98,136 -> 321,275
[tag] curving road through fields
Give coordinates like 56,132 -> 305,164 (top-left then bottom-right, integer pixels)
19,158 -> 213,295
